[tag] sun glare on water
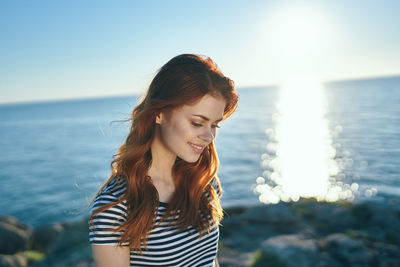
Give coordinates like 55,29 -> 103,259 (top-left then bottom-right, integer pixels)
255,77 -> 359,204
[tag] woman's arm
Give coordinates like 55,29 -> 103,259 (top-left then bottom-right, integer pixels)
215,257 -> 220,267
92,244 -> 130,267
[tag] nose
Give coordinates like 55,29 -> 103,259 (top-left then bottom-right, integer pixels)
199,127 -> 215,142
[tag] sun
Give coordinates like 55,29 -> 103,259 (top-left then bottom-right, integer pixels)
263,5 -> 332,76
277,11 -> 324,56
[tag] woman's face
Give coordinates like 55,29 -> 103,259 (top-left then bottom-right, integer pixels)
156,94 -> 226,163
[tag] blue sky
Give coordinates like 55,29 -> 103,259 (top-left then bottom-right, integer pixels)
1,0 -> 399,104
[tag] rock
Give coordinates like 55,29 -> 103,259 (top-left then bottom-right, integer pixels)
30,241 -> 93,267
31,223 -> 65,254
0,215 -> 31,254
317,252 -> 343,267
250,249 -> 287,267
0,253 -> 28,267
242,203 -> 310,236
261,234 -> 320,267
217,247 -> 254,267
372,242 -> 400,266
219,216 -> 243,238
220,213 -> 271,251
220,209 -> 313,253
222,200 -> 400,266
321,233 -> 375,265
350,201 -> 400,245
243,203 -> 299,225
291,199 -> 356,234
31,218 -> 89,255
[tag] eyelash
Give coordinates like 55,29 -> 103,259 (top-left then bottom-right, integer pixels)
191,122 -> 220,128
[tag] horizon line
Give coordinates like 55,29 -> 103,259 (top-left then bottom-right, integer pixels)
1,73 -> 399,107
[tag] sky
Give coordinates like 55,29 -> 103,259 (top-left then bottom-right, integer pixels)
1,0 -> 399,104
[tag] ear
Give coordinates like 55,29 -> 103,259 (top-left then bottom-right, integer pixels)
155,112 -> 163,124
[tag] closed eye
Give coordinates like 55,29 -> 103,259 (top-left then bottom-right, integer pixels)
191,122 -> 203,127
191,121 -> 221,129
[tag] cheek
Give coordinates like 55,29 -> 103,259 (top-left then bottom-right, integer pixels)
162,122 -> 191,145
175,123 -> 193,141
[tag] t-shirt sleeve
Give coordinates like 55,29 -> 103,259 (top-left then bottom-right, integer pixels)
88,191 -> 129,246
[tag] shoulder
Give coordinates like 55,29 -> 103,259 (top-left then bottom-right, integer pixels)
100,176 -> 127,199
89,176 -> 129,245
92,176 -> 127,207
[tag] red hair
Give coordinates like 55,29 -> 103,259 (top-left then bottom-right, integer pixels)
90,54 -> 238,253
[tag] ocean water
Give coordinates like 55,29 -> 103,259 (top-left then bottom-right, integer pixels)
0,76 -> 399,227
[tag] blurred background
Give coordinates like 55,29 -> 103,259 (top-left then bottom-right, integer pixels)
1,0 -> 399,266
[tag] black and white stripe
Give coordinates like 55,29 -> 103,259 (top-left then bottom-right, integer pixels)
89,178 -> 220,267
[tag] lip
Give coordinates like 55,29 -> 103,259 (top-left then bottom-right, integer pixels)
189,142 -> 206,154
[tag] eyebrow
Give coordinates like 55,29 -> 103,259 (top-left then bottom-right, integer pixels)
192,114 -> 223,122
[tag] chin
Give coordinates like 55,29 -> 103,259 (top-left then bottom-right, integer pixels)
179,154 -> 201,163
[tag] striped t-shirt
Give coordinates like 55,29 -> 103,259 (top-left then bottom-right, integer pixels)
88,177 -> 220,267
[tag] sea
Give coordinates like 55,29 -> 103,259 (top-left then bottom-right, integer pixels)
0,76 -> 399,227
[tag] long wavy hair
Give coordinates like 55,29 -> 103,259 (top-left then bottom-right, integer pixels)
90,54 -> 238,253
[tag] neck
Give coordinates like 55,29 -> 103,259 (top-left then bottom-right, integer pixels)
148,128 -> 176,184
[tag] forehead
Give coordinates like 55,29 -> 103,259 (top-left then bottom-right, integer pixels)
175,94 -> 226,119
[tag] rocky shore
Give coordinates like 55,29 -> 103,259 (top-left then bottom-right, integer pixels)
1,197 -> 399,267
218,197 -> 400,267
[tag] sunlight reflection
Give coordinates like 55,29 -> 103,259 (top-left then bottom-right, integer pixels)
255,77 -> 359,204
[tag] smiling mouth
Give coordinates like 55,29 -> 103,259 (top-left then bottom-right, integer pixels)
189,142 -> 206,154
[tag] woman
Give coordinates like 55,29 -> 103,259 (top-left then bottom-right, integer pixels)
89,54 -> 238,266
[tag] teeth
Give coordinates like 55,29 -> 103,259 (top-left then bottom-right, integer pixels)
190,143 -> 203,150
